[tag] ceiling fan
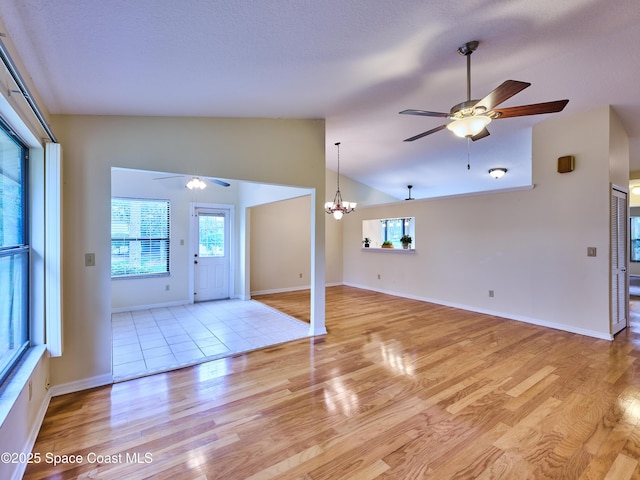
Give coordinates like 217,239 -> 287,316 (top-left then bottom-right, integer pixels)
400,41 -> 569,142
153,175 -> 231,189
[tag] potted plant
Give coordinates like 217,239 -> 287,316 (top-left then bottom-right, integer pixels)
362,237 -> 371,248
382,240 -> 394,248
400,234 -> 412,249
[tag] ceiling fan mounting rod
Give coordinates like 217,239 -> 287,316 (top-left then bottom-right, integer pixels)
457,41 -> 478,103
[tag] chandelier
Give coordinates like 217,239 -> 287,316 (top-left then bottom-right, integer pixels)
325,142 -> 356,220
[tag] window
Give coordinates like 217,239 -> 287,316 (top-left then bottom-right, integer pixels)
631,217 -> 640,262
0,120 -> 29,384
381,217 -> 414,248
111,198 -> 170,278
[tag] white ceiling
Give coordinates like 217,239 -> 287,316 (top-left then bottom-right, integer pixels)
1,0 -> 640,200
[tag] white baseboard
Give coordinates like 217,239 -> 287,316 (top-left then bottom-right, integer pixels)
343,282 -> 613,341
111,299 -> 191,314
12,390 -> 52,480
49,373 -> 113,397
251,285 -> 311,296
251,282 -> 343,297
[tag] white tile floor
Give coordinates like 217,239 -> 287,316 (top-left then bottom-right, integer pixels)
112,299 -> 310,381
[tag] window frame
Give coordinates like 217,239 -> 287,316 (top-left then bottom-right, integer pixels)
631,216 -> 640,262
111,197 -> 171,279
0,117 -> 30,385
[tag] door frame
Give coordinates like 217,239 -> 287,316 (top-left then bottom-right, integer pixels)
189,202 -> 235,303
611,185 -> 629,335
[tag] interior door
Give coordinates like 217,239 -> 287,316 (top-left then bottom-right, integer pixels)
611,188 -> 628,335
194,208 -> 230,301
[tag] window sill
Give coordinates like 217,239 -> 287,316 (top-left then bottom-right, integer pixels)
361,247 -> 416,253
0,345 -> 47,428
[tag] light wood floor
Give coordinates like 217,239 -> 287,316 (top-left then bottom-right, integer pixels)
25,286 -> 640,479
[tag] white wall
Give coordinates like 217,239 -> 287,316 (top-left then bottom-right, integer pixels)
50,114 -> 326,389
343,106 -> 627,339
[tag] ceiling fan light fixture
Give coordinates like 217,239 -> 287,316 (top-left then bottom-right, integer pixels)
446,115 -> 491,138
186,177 -> 206,190
488,168 -> 507,179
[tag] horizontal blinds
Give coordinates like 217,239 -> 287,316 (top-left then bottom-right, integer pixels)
111,197 -> 170,277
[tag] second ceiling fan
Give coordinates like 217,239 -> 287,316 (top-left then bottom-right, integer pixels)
400,41 -> 569,142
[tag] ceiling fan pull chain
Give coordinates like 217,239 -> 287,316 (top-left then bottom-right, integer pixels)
467,137 -> 471,170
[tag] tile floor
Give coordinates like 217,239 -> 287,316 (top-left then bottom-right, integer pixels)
112,299 -> 310,381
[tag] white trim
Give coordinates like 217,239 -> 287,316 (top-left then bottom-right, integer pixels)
0,346 -> 47,428
251,285 -> 310,296
343,282 -> 613,341
190,202 -> 235,302
361,247 -> 416,253
11,389 -> 52,480
45,143 -> 63,356
250,282 -> 342,297
356,184 -> 536,209
49,373 -> 113,397
111,299 -> 190,314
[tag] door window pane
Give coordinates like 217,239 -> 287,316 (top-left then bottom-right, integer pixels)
199,214 -> 225,258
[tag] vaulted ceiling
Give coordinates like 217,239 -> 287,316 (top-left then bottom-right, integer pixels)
1,0 -> 639,200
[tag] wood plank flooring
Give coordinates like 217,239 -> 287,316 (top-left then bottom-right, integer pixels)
24,286 -> 640,479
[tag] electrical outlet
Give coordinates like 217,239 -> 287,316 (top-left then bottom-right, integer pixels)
165,285 -> 170,291
299,273 -> 302,278
489,290 -> 494,298
28,380 -> 32,401
45,378 -> 50,391
377,274 -> 381,279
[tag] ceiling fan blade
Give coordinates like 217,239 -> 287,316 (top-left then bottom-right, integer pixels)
209,178 -> 231,187
471,128 -> 490,142
153,175 -> 184,180
399,109 -> 449,118
491,99 -> 569,119
474,80 -> 531,112
403,124 -> 448,142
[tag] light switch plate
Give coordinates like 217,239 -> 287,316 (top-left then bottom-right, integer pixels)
587,247 -> 596,257
85,253 -> 96,266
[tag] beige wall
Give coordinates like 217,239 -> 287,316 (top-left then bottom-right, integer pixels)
343,106 -> 627,339
250,195 -> 312,294
50,114 -> 326,389
248,169 -> 398,295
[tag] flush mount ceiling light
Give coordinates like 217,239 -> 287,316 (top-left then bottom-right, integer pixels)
632,185 -> 640,195
186,177 -> 206,190
488,168 -> 507,179
325,142 -> 356,220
